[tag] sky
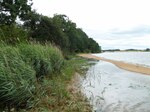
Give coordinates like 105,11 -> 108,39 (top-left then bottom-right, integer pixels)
32,0 -> 150,50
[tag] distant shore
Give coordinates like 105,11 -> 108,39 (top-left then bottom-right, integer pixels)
79,54 -> 150,75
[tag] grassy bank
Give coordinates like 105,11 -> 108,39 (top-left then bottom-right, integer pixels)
28,56 -> 93,112
0,43 -> 63,111
0,43 -> 93,112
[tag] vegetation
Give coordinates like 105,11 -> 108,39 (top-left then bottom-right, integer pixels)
0,45 -> 36,108
0,43 -> 66,111
0,0 -> 100,111
103,49 -> 120,52
28,56 -> 93,112
1,0 -> 101,53
23,13 -> 101,53
145,48 -> 150,51
0,0 -> 32,25
0,25 -> 28,44
0,45 -> 93,111
18,43 -> 64,79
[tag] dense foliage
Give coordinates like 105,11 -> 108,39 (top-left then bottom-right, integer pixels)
0,1 -> 100,111
18,43 -> 64,79
0,43 -> 64,109
23,13 -> 101,53
0,0 -> 32,25
0,24 -> 28,44
0,45 -> 36,107
0,0 -> 101,53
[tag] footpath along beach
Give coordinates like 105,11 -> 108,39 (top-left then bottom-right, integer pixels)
79,54 -> 150,75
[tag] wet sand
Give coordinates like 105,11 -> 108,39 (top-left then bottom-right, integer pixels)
78,54 -> 150,75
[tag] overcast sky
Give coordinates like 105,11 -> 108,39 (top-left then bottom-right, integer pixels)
32,0 -> 150,50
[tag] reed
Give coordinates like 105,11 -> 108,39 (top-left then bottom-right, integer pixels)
0,46 -> 36,107
0,43 -> 91,111
0,43 -> 64,110
18,43 -> 64,79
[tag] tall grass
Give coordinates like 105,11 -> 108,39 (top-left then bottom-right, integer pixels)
0,46 -> 36,107
0,43 -> 92,111
18,43 -> 64,79
0,43 -> 64,110
28,56 -> 93,112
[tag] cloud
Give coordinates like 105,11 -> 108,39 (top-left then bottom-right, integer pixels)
112,25 -> 150,37
96,36 -> 150,50
85,26 -> 150,50
85,25 -> 150,41
32,0 -> 150,50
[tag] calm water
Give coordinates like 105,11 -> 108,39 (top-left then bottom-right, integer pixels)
81,53 -> 150,112
93,52 -> 150,67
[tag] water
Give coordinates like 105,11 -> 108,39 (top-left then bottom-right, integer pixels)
93,52 -> 150,67
81,60 -> 150,112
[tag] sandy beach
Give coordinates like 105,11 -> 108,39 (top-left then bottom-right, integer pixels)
79,54 -> 150,75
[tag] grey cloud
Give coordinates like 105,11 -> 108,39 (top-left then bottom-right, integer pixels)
84,26 -> 150,50
84,26 -> 150,41
111,25 -> 150,37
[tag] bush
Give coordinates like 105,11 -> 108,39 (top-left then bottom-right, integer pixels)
0,46 -> 36,107
0,25 -> 28,44
18,43 -> 64,79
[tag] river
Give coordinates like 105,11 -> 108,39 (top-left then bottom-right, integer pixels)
81,52 -> 150,112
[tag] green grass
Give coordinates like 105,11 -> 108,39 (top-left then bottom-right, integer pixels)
28,56 -> 93,112
18,43 -> 64,79
0,43 -> 64,111
0,43 -> 93,112
0,46 -> 36,108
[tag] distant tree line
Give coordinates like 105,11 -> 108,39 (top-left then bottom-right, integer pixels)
0,0 -> 101,54
145,48 -> 150,51
103,48 -> 150,52
103,49 -> 120,52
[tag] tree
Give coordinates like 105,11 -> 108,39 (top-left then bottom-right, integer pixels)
146,48 -> 150,51
0,0 -> 32,25
0,24 -> 28,44
23,13 -> 69,50
87,38 -> 101,53
23,13 -> 101,53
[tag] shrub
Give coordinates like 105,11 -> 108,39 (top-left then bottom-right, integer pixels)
0,25 -> 28,44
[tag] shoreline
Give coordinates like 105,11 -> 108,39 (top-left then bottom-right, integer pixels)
78,54 -> 150,75
67,73 -> 92,111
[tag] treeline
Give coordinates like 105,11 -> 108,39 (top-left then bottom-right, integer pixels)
0,0 -> 101,53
